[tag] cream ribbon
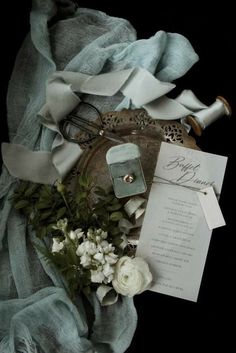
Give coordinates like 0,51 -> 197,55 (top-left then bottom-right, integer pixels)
2,67 -> 215,184
96,285 -> 118,306
119,196 -> 147,240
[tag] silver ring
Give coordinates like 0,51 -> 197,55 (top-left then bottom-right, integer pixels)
123,174 -> 135,183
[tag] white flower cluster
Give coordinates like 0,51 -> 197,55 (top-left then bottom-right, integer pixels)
51,218 -> 84,253
51,221 -> 118,285
50,219 -> 153,300
76,228 -> 118,284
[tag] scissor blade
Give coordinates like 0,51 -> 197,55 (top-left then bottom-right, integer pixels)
101,130 -> 125,144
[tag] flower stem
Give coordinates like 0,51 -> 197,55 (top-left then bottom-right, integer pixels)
56,180 -> 73,218
62,193 -> 73,218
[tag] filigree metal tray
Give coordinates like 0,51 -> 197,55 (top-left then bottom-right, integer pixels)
66,108 -> 198,198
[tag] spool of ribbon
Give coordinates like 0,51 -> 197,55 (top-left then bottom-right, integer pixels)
186,96 -> 231,136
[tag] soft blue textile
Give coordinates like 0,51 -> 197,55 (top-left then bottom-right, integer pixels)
0,1 -> 198,352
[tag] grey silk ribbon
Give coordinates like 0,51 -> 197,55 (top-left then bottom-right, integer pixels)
2,67 -> 208,184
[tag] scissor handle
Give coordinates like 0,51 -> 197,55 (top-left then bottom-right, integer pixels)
73,102 -> 103,125
58,118 -> 80,143
59,102 -> 103,144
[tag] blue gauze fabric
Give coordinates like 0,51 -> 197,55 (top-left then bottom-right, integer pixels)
0,1 -> 198,352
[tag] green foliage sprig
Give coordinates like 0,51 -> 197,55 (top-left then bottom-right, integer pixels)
11,176 -> 128,244
10,176 -> 153,302
10,176 -> 131,297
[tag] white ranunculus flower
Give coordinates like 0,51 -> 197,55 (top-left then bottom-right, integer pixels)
52,238 -> 64,253
112,256 -> 153,297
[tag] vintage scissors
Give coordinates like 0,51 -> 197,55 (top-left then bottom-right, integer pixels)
59,102 -> 124,145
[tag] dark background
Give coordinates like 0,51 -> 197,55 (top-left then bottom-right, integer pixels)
1,1 -> 235,352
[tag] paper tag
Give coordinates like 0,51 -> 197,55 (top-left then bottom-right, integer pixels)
197,186 -> 226,230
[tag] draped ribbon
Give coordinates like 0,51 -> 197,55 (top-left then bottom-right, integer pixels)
2,67 -> 215,184
96,285 -> 118,306
119,196 -> 147,242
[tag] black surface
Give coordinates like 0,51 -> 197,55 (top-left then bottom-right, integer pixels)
1,2 -> 235,352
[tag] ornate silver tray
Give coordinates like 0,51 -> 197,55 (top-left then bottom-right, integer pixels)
66,108 -> 198,198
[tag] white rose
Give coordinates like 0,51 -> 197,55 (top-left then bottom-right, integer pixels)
112,256 -> 153,297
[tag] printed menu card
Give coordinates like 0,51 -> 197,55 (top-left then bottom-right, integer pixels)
136,142 -> 227,301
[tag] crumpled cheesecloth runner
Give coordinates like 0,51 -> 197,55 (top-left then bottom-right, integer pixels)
0,1 -> 199,352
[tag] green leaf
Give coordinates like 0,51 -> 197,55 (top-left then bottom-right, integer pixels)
109,226 -> 121,236
111,197 -> 119,203
36,227 -> 47,239
94,208 -> 108,217
65,242 -> 78,264
32,241 -> 51,259
83,285 -> 92,295
107,203 -> 122,211
46,223 -> 56,232
31,192 -> 40,199
40,211 -> 53,221
104,194 -> 114,203
94,187 -> 107,197
94,200 -> 106,209
24,183 -> 40,197
76,191 -> 88,202
36,201 -> 52,209
51,252 -> 68,267
110,211 -> 123,222
24,206 -> 34,216
14,200 -> 30,209
112,235 -> 123,247
39,186 -> 52,198
56,207 -> 67,219
78,175 -> 90,188
18,181 -> 30,194
75,209 -> 81,219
